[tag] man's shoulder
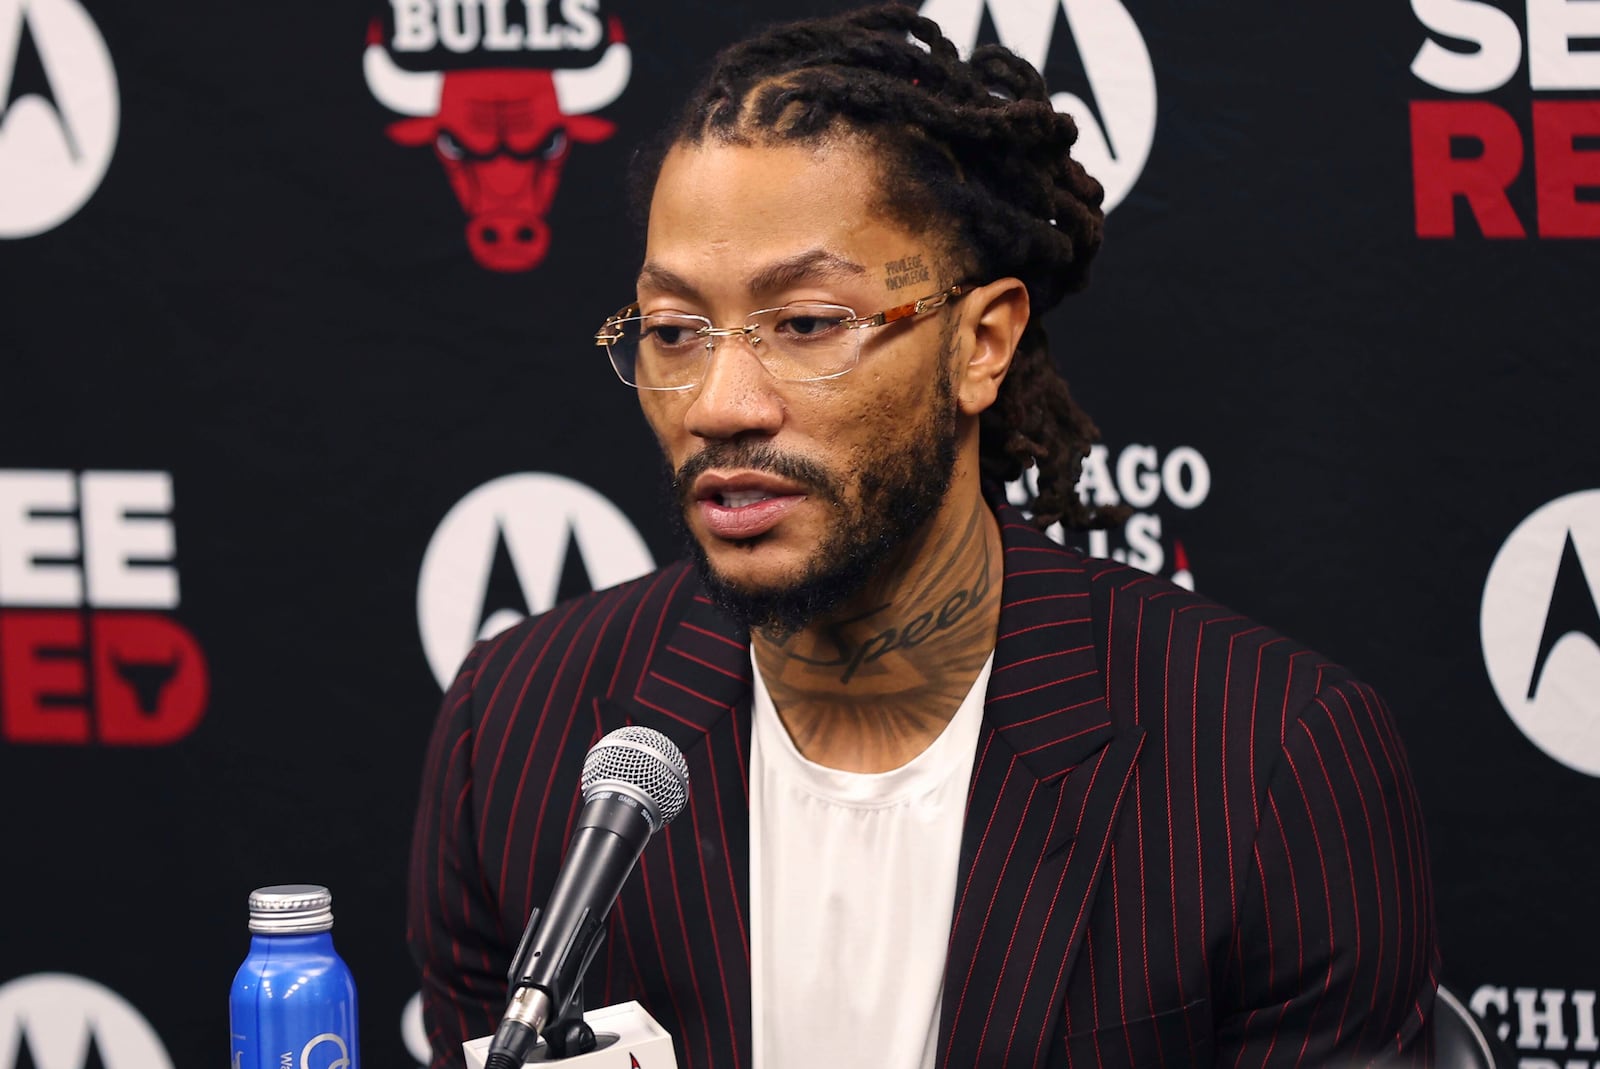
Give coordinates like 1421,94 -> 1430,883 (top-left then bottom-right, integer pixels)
1083,549 -> 1328,657
455,559 -> 706,698
1002,522 -> 1302,647
1010,532 -> 1365,729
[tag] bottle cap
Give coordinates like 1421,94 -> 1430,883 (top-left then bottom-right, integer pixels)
248,884 -> 335,934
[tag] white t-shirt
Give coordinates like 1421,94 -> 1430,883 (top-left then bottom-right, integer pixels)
749,651 -> 992,1069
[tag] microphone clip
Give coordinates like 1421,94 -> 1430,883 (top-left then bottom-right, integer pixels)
542,1004 -> 598,1059
506,907 -> 601,1060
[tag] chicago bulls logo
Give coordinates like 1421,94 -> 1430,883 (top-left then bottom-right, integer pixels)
363,18 -> 629,272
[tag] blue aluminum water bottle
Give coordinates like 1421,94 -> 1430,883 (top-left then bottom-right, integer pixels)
230,884 -> 361,1069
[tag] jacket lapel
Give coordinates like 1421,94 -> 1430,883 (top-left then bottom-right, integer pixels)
938,511 -> 1145,1069
598,576 -> 756,1068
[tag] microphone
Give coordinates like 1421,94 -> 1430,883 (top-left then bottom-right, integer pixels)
485,726 -> 690,1069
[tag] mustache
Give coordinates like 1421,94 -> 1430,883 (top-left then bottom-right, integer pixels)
672,442 -> 843,506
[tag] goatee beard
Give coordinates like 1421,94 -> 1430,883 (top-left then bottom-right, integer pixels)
668,375 -> 959,638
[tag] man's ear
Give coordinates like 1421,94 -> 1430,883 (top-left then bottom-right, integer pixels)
955,278 -> 1030,416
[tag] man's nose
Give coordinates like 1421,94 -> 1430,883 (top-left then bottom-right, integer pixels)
682,333 -> 785,440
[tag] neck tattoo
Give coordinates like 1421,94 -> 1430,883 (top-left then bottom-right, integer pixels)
752,500 -> 1002,769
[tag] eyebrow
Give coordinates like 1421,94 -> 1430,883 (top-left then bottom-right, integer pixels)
636,248 -> 867,301
635,262 -> 701,300
745,249 -> 867,295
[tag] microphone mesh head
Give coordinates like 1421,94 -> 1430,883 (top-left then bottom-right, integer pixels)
580,726 -> 690,827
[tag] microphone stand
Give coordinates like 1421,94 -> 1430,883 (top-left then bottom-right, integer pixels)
493,907 -> 600,1064
541,983 -> 597,1059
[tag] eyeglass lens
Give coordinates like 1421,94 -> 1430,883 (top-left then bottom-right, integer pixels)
606,303 -> 859,389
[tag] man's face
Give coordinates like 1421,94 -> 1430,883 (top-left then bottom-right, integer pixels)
636,137 -> 966,633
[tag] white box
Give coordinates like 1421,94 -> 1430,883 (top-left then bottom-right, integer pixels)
463,1001 -> 677,1068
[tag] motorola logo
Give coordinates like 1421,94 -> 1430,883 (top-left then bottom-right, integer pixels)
401,991 -> 429,1067
0,0 -> 119,238
0,973 -> 173,1069
417,473 -> 655,688
1481,490 -> 1600,777
919,0 -> 1157,212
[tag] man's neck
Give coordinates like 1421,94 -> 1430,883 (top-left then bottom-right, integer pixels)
751,493 -> 1004,773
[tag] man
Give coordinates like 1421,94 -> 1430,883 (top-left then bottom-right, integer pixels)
408,6 -> 1439,1068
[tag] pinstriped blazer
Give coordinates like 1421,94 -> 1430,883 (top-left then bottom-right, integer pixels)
408,503 -> 1439,1069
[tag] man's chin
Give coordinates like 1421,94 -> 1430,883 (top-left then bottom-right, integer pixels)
690,542 -> 875,639
693,540 -> 804,589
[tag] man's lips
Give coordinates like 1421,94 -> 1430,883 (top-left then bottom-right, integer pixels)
691,472 -> 808,540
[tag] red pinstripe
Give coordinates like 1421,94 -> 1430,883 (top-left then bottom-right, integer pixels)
1254,833 -> 1278,995
993,644 -> 1097,673
484,610 -> 578,896
476,599 -> 575,765
1032,745 -> 1141,1068
1281,747 -> 1337,1067
1004,698 -> 1106,731
1000,616 -> 1093,640
666,644 -> 748,678
1246,639 -> 1288,824
941,761 -> 1028,1065
622,569 -> 688,698
1191,622 -> 1209,973
1135,777 -> 1158,1055
1005,544 -> 1080,557
1221,626 -> 1267,927
684,741 -> 739,1069
1064,988 -> 1077,1069
728,698 -> 749,799
1131,597 -> 1144,725
1272,792 -> 1306,981
451,779 -> 478,1042
647,669 -> 728,709
633,843 -> 697,1069
1278,655 -> 1297,745
1009,591 -> 1091,609
422,724 -> 471,959
1109,842 -> 1129,1027
1300,720 -> 1364,1047
702,725 -> 750,961
606,834 -> 651,1041
1315,693 -> 1388,1051
631,694 -> 705,727
1017,724 -> 1111,757
563,585 -> 631,727
1160,610 -> 1189,1020
1358,687 -> 1429,979
990,667 -> 1098,702
1086,929 -> 1106,1066
945,729 -> 996,933
604,570 -> 675,696
1255,808 -> 1295,1069
682,620 -> 746,649
1339,689 -> 1408,1025
515,604 -> 613,909
544,627 -> 636,870
996,779 -> 1074,1057
661,817 -> 716,1063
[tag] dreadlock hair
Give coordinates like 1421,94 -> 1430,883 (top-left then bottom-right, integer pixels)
632,3 -> 1126,531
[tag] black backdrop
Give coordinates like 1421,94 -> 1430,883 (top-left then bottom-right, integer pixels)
2,0 -> 1597,1066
